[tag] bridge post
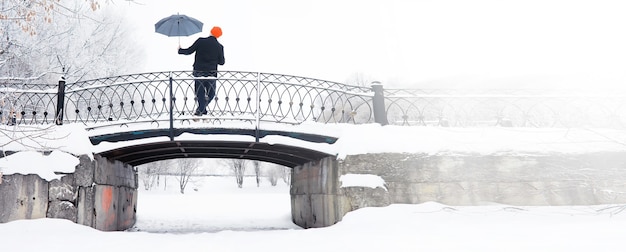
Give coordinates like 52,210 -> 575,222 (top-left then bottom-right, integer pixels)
168,74 -> 174,141
371,81 -> 388,125
255,72 -> 261,142
55,77 -> 66,125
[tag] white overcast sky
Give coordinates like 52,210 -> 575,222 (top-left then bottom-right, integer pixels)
119,0 -> 626,89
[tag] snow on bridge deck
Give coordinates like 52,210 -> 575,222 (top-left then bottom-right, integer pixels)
2,120 -> 626,179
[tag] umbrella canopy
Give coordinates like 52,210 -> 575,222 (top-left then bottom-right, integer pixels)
155,14 -> 203,37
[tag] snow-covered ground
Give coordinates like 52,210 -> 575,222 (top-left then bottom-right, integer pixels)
2,175 -> 626,252
131,176 -> 299,233
2,122 -> 626,251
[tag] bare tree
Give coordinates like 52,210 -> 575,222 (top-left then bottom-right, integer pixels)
1,0 -> 79,36
0,0 -> 145,167
345,72 -> 373,87
226,159 -> 248,188
266,165 -> 279,186
254,160 -> 261,187
0,0 -> 139,35
281,166 -> 291,185
137,160 -> 170,191
264,163 -> 289,186
1,0 -> 145,84
173,158 -> 200,194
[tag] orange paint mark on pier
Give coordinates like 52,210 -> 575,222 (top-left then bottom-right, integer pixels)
102,186 -> 113,211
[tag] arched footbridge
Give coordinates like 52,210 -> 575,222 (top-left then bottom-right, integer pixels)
3,71 -> 626,231
2,71 -> 387,167
2,71 -> 626,167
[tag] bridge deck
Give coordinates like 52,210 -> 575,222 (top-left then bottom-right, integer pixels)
97,140 -> 334,168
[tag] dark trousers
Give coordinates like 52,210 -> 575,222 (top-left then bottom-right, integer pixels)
193,70 -> 217,115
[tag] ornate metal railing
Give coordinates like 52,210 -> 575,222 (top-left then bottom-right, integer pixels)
1,71 -> 626,130
0,71 -> 375,128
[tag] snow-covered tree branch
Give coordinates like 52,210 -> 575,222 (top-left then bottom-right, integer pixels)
1,0 -> 145,84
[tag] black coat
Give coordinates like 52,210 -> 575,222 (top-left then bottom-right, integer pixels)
178,36 -> 225,72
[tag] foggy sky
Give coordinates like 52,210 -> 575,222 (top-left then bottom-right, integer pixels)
122,0 -> 626,89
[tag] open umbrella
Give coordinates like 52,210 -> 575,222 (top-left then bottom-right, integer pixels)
155,13 -> 203,46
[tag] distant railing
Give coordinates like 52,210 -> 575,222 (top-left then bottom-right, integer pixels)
1,71 -> 625,130
383,89 -> 626,128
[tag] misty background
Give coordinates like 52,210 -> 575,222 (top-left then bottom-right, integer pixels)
4,0 -> 625,89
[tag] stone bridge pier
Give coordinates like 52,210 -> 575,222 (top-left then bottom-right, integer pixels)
290,157 -> 347,228
0,154 -> 137,231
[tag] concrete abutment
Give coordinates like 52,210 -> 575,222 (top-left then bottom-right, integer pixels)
290,152 -> 626,228
0,153 -> 137,231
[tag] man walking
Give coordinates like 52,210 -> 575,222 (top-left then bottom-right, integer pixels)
178,26 -> 225,116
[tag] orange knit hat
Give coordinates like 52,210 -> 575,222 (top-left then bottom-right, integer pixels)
210,26 -> 222,38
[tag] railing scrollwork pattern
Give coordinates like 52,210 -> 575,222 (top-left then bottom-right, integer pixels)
0,71 -> 374,128
1,71 -> 625,130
